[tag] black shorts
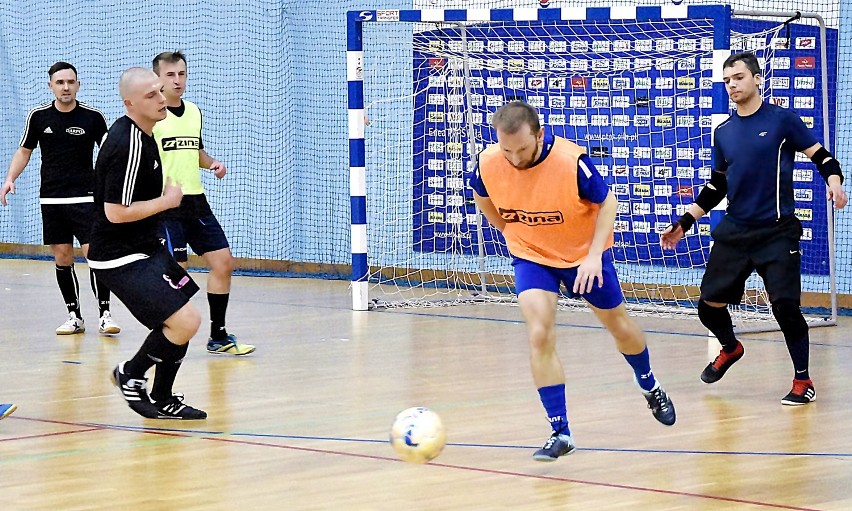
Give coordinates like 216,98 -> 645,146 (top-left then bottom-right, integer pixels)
700,215 -> 803,305
158,195 -> 229,262
41,202 -> 95,246
92,247 -> 200,329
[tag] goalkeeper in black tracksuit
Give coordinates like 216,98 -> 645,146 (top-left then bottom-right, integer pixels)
660,52 -> 847,406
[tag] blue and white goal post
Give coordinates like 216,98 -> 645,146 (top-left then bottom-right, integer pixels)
346,5 -> 837,329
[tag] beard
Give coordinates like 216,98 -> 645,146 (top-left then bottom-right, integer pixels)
509,147 -> 540,170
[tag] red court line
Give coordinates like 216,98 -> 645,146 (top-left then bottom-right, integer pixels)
203,436 -> 822,511
0,426 -> 104,443
8,416 -> 192,439
5,417 -> 823,511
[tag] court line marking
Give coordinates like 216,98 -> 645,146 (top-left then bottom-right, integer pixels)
0,426 -> 104,443
378,308 -> 851,348
8,416 -> 849,458
0,415 -> 830,510
203,436 -> 825,511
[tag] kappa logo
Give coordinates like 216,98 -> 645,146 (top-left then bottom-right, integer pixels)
499,208 -> 563,226
163,273 -> 190,290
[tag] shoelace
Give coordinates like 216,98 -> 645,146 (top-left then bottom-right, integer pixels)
542,436 -> 558,449
158,394 -> 188,413
123,378 -> 147,390
649,389 -> 669,411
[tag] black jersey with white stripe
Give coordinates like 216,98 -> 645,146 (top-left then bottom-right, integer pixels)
713,102 -> 817,225
88,116 -> 164,265
19,100 -> 108,200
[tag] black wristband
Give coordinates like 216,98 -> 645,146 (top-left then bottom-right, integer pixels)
810,147 -> 844,184
817,158 -> 844,185
675,212 -> 696,233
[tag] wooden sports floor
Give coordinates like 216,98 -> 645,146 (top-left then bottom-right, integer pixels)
1,258 -> 851,510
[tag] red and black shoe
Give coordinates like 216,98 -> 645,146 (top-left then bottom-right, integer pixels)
700,341 -> 744,384
781,379 -> 816,406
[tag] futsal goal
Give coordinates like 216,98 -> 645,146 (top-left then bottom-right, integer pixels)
346,5 -> 838,331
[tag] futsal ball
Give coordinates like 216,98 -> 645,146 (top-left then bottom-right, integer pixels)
389,407 -> 447,464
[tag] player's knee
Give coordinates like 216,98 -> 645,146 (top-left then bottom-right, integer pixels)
209,250 -> 235,274
526,323 -> 555,353
166,304 -> 201,342
185,306 -> 202,333
51,245 -> 75,265
771,299 -> 807,337
697,299 -> 731,331
598,307 -> 643,346
223,252 -> 236,274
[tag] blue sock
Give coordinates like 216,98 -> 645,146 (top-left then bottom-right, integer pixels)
623,347 -> 657,392
537,384 -> 570,436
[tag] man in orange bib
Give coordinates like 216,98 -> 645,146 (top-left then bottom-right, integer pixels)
470,101 -> 676,461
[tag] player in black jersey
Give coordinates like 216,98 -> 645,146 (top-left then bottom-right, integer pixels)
661,52 -> 847,405
1,61 -> 121,336
90,67 -> 205,419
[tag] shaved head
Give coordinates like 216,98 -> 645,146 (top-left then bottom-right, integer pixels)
118,67 -> 166,132
119,67 -> 158,99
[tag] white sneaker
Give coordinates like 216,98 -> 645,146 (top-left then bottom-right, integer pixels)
98,311 -> 121,335
56,314 -> 85,335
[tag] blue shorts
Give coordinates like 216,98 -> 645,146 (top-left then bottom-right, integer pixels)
159,214 -> 230,262
158,195 -> 229,262
512,251 -> 624,310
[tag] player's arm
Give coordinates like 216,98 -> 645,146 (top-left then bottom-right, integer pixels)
671,171 -> 728,231
659,173 -> 724,250
101,135 -> 183,223
199,148 -> 226,179
573,155 -> 612,293
802,142 -> 847,209
660,142 -> 728,250
470,157 -> 506,231
1,147 -> 34,206
105,176 -> 183,223
472,191 -> 505,232
589,191 -> 617,257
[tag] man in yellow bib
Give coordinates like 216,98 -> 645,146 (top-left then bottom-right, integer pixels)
471,101 -> 675,461
152,51 -> 254,356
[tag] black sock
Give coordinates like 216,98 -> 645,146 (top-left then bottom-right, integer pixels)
90,269 -> 111,316
56,264 -> 81,318
772,301 -> 810,381
150,342 -> 189,403
208,292 -> 230,341
124,328 -> 186,379
787,338 -> 810,381
698,300 -> 739,353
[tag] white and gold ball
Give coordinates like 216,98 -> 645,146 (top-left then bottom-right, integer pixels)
389,407 -> 446,464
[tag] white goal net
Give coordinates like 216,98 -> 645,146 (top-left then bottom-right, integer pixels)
349,7 -> 836,330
